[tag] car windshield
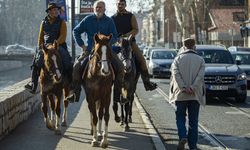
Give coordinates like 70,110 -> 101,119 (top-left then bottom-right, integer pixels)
151,51 -> 176,59
237,47 -> 250,52
232,53 -> 250,65
197,50 -> 234,64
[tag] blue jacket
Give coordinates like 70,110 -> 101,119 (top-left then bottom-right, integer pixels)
73,14 -> 118,52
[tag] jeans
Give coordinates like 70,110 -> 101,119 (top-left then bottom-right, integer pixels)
175,100 -> 200,149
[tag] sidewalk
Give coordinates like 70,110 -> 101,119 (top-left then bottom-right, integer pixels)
0,91 -> 158,150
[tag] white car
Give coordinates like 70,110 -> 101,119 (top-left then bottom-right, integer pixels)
5,44 -> 35,55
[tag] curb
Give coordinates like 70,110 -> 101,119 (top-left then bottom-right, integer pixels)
134,93 -> 166,150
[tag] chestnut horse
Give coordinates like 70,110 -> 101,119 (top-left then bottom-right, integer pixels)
40,41 -> 71,135
113,36 -> 140,131
82,34 -> 114,148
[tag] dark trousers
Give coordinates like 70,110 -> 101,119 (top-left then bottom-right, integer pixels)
175,100 -> 200,149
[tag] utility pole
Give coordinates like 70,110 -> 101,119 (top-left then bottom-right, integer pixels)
71,0 -> 76,61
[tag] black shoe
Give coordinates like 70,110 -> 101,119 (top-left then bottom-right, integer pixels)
145,82 -> 157,91
177,138 -> 187,150
24,82 -> 37,94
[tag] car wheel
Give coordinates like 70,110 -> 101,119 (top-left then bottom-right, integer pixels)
235,94 -> 246,103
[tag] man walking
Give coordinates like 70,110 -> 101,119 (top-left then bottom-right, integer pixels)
169,38 -> 205,150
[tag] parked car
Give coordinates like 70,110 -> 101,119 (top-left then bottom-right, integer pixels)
196,45 -> 247,103
230,51 -> 250,87
5,44 -> 35,55
228,46 -> 250,52
148,49 -> 177,78
143,47 -> 164,60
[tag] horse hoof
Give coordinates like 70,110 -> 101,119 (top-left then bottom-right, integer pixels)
97,133 -> 103,140
124,126 -> 130,132
46,122 -> 55,130
114,116 -> 121,123
129,117 -> 132,123
61,121 -> 67,127
91,141 -> 98,147
120,121 -> 124,126
100,141 -> 108,148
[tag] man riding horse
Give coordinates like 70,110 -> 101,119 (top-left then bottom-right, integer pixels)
25,3 -> 72,93
67,0 -> 127,103
112,0 -> 157,92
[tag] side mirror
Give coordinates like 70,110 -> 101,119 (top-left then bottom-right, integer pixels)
236,60 -> 241,65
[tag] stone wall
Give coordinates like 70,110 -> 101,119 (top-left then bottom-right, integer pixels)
0,79 -> 40,140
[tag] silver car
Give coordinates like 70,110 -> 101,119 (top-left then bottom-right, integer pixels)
231,51 -> 250,87
147,49 -> 177,78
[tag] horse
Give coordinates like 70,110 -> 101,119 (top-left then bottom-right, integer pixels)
82,33 -> 114,148
113,35 -> 140,131
40,41 -> 71,135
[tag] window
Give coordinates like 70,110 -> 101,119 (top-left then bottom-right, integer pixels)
233,12 -> 245,22
219,0 -> 244,6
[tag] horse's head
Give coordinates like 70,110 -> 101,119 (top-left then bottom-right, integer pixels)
42,41 -> 63,83
91,33 -> 113,76
119,35 -> 133,73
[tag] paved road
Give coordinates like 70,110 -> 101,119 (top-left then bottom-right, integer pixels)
136,77 -> 250,150
0,91 -> 156,150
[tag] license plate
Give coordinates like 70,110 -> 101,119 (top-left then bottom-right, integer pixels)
209,85 -> 228,90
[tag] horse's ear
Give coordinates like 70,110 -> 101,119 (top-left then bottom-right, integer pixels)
94,34 -> 100,43
108,34 -> 112,41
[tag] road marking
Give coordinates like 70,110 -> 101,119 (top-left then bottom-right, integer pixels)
134,93 -> 166,150
156,87 -> 228,150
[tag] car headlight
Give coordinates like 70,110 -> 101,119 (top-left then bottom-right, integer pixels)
237,73 -> 247,80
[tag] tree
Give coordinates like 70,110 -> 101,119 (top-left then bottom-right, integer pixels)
0,0 -> 45,46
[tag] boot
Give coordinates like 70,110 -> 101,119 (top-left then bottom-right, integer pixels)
141,73 -> 157,91
24,65 -> 39,94
66,81 -> 81,103
66,56 -> 87,103
177,138 -> 187,150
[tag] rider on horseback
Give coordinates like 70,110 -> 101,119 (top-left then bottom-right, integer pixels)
66,0 -> 127,103
112,0 -> 157,91
24,3 -> 72,93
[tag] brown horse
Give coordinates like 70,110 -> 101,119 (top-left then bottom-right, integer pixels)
40,41 -> 70,135
82,34 -> 114,148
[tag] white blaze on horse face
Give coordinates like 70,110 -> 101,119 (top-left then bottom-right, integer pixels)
101,45 -> 109,75
51,55 -> 61,79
